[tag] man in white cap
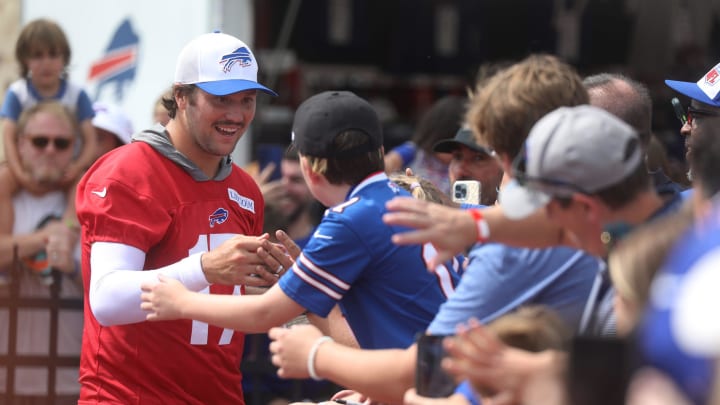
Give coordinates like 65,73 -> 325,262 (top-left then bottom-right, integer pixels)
91,101 -> 134,159
75,32 -> 278,404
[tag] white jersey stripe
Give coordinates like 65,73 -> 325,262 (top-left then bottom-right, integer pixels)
433,263 -> 456,299
298,253 -> 351,291
292,264 -> 343,300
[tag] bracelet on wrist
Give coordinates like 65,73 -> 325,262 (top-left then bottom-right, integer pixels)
307,336 -> 333,381
468,208 -> 490,243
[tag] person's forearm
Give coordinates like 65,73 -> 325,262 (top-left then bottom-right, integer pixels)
483,205 -> 566,248
179,285 -> 303,333
90,243 -> 210,326
315,342 -> 416,404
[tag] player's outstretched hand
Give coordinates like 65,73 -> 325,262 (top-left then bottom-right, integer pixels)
383,197 -> 476,269
201,234 -> 277,287
268,324 -> 324,379
140,274 -> 188,321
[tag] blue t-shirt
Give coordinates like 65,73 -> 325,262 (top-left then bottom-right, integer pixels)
279,172 -> 461,349
427,243 -> 601,335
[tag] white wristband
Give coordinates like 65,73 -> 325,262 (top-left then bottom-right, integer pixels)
307,336 -> 333,381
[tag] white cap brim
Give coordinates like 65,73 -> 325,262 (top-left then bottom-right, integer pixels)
498,179 -> 551,220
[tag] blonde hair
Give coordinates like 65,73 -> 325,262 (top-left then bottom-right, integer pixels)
389,173 -> 447,205
17,101 -> 77,138
487,305 -> 571,353
466,54 -> 588,159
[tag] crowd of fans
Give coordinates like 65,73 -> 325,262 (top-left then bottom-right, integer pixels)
2,14 -> 720,405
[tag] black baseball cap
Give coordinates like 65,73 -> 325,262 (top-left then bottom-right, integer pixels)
432,127 -> 493,155
291,91 -> 383,158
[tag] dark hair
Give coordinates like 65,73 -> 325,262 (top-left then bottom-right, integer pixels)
162,84 -> 197,119
583,73 -> 653,147
303,130 -> 384,185
412,96 -> 467,152
15,19 -> 71,77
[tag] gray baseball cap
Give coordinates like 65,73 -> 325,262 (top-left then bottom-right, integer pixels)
499,105 -> 643,219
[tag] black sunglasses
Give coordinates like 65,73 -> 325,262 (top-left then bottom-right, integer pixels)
29,136 -> 72,151
687,105 -> 720,126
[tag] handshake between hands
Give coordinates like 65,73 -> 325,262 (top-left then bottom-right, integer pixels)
140,230 -> 299,321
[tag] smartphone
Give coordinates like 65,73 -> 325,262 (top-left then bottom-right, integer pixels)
452,180 -> 481,205
415,333 -> 457,398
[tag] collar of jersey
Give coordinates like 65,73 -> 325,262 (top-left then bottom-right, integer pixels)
347,171 -> 388,200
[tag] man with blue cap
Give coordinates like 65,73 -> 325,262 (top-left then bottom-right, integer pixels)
75,32 -> 278,404
666,62 -> 720,185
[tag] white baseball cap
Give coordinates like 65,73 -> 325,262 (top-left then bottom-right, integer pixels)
92,102 -> 134,144
174,31 -> 277,97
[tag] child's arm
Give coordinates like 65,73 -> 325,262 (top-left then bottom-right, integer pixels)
63,119 -> 98,183
140,274 -> 307,333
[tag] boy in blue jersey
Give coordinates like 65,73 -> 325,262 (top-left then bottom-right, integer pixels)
140,91 -> 460,351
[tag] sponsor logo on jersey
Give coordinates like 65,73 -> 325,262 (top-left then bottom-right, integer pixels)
219,47 -> 253,73
228,188 -> 255,213
209,208 -> 229,228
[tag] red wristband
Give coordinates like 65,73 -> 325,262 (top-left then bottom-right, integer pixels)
468,209 -> 490,243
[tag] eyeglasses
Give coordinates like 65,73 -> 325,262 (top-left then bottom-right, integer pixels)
28,136 -> 73,151
687,105 -> 720,126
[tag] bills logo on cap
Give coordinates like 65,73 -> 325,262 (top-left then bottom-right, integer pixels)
209,208 -> 229,227
705,67 -> 720,86
219,47 -> 253,73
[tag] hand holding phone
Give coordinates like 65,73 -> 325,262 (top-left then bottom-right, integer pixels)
415,333 -> 457,398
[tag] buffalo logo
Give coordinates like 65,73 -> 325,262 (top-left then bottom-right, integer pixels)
706,68 -> 720,86
219,47 -> 253,73
209,208 -> 229,228
88,18 -> 139,101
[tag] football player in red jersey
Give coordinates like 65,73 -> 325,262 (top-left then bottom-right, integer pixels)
75,32 -> 278,404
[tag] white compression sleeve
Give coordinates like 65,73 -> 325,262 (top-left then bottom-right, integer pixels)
89,241 -> 209,326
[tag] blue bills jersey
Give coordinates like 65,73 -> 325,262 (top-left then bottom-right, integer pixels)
279,172 -> 460,349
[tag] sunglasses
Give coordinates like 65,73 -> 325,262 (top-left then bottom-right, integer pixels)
687,105 -> 720,126
28,136 -> 73,151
